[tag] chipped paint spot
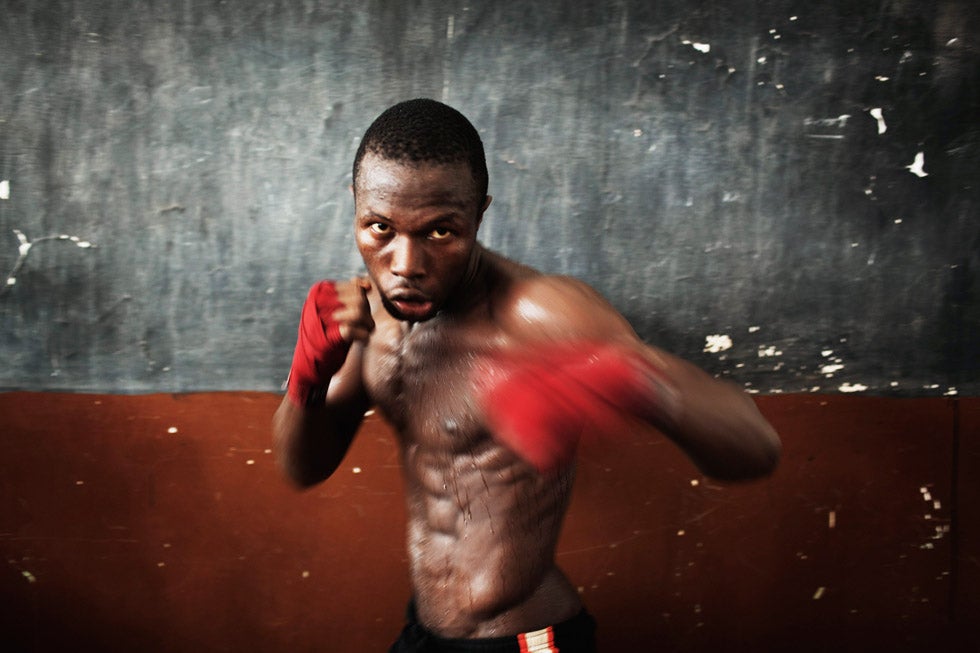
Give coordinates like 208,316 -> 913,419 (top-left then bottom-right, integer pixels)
246,459 -> 255,465
703,334 -> 733,353
906,152 -> 928,177
352,467 -> 362,474
821,364 -> 844,375
869,108 -> 887,134
748,326 -> 761,333
167,427 -> 178,434
839,383 -> 868,393
757,345 -> 782,357
0,180 -> 9,200
813,587 -> 826,600
682,40 -> 710,53
302,570 -> 310,578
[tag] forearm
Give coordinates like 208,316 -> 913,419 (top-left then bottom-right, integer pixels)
646,352 -> 781,481
272,394 -> 367,487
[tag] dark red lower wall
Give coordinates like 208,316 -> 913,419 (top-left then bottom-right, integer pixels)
1,393 -> 977,652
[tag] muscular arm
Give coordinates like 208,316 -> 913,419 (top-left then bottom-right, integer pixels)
272,350 -> 370,487
272,279 -> 375,488
498,275 -> 780,482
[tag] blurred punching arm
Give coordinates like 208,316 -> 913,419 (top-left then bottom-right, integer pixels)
479,276 -> 781,481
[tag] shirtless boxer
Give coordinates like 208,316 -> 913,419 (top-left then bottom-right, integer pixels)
272,99 -> 781,652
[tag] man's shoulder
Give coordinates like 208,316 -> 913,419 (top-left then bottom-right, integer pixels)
484,256 -> 632,343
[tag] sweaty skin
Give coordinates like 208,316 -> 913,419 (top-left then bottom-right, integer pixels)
273,154 -> 781,639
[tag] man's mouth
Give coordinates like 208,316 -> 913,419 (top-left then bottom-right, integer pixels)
386,290 -> 435,321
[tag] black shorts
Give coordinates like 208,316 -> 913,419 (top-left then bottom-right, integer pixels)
388,602 -> 597,652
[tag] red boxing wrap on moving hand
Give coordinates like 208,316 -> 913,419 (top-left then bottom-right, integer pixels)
473,341 -> 668,473
286,281 -> 350,407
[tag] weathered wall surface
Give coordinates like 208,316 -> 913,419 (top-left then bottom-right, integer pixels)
1,0 -> 977,394
0,393 -> 976,651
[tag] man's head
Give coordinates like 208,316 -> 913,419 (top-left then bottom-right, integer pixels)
352,99 -> 492,323
352,98 -> 488,204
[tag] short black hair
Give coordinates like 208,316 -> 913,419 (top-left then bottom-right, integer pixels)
352,98 -> 488,201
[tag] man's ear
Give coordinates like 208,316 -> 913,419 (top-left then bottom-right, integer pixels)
477,195 -> 493,228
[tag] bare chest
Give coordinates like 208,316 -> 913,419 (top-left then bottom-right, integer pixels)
362,318 -> 494,451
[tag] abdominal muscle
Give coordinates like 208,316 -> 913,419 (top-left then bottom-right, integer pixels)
402,437 -> 582,639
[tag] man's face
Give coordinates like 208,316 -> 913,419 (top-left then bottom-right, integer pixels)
354,152 -> 488,322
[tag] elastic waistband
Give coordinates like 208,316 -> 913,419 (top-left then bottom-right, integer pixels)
401,601 -> 597,652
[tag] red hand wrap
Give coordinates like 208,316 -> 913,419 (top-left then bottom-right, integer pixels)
286,281 -> 351,407
474,341 -> 666,473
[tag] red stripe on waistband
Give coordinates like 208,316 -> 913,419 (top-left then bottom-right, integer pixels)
517,625 -> 558,653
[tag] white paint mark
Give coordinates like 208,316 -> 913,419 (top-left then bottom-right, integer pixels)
821,350 -> 834,357
0,180 -> 9,200
246,459 -> 255,465
75,480 -> 84,486
839,383 -> 868,393
790,16 -> 798,21
682,40 -> 710,53
352,467 -> 362,474
944,387 -> 958,396
933,501 -> 941,511
22,570 -> 37,583
301,570 -> 310,578
677,530 -> 686,536
690,479 -> 700,487
894,218 -> 903,224
748,326 -> 761,333
804,115 -> 851,129
946,38 -> 959,47
906,151 -> 928,177
157,562 -> 166,568
704,334 -> 733,353
813,587 -> 825,600
167,427 -> 178,434
821,364 -> 844,375
923,491 -> 932,502
875,75 -> 890,82
364,409 -> 375,417
757,345 -> 782,357
869,108 -> 887,134
4,229 -> 97,292
757,56 -> 767,64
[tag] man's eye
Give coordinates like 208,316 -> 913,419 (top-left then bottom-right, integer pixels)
370,223 -> 391,235
430,227 -> 452,240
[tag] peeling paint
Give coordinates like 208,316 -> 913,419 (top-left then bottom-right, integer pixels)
703,334 -> 733,353
906,151 -> 928,177
869,108 -> 887,134
681,40 -> 710,53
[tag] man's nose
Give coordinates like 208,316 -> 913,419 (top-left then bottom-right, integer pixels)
390,236 -> 426,278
